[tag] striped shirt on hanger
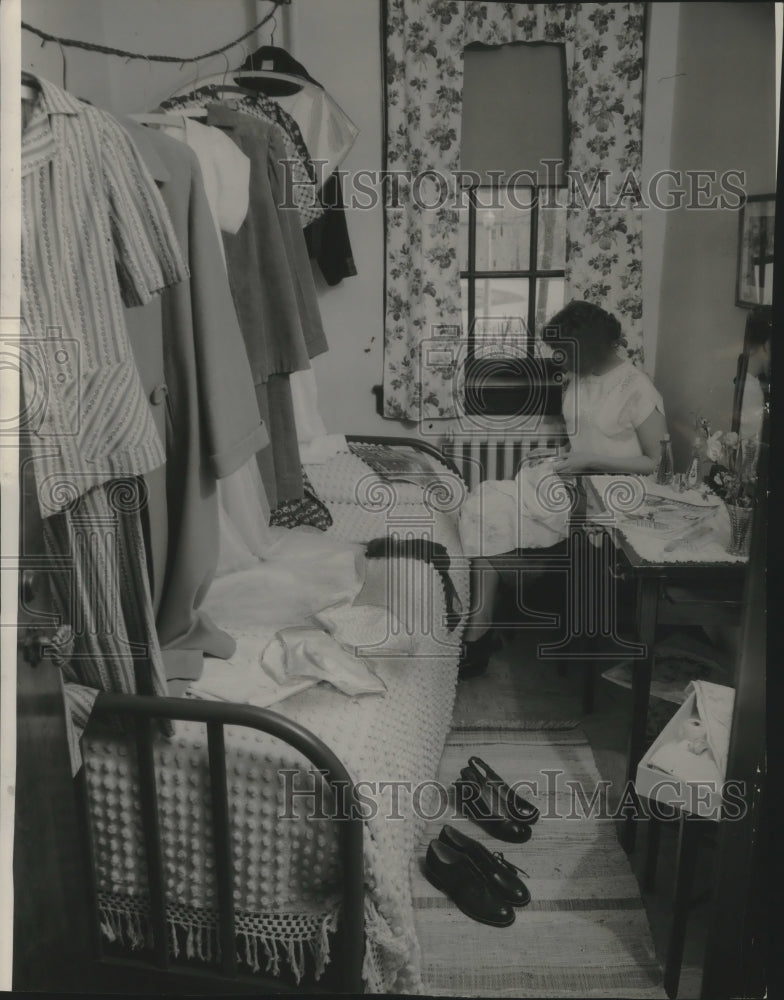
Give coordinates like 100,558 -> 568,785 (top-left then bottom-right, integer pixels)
20,76 -> 189,516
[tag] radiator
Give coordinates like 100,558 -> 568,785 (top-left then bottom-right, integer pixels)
442,416 -> 567,490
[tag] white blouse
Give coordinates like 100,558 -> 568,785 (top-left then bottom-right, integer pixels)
563,358 -> 665,459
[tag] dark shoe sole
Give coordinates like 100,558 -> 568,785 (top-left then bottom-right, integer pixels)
457,659 -> 489,681
424,866 -> 515,928
462,804 -> 533,844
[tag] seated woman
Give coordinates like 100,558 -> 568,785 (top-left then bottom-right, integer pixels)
458,299 -> 668,678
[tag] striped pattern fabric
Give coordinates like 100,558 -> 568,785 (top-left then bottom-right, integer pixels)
412,728 -> 665,997
160,86 -> 324,227
20,76 -> 188,518
43,480 -> 173,773
442,416 -> 568,491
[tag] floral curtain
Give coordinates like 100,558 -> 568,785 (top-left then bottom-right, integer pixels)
383,1 -> 645,420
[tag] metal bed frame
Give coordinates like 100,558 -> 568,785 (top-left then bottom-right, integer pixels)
72,435 -> 463,995
75,695 -> 365,994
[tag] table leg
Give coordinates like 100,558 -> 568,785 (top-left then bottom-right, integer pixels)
623,575 -> 659,853
664,814 -> 704,999
643,814 -> 662,892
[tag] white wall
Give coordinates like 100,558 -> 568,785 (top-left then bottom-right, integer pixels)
288,0 -> 392,436
641,2 -> 680,379
21,1 -> 281,112
653,2 -> 776,467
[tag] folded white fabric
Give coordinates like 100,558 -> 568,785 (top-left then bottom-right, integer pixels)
262,627 -> 387,697
313,601 -> 417,656
189,636 -> 316,708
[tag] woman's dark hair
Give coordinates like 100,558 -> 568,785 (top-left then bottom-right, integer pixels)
547,299 -> 623,372
745,305 -> 772,350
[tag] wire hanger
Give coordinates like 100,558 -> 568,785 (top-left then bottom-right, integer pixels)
59,42 -> 68,91
221,50 -> 232,89
21,71 -> 40,101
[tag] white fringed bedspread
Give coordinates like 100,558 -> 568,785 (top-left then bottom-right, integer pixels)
84,449 -> 469,994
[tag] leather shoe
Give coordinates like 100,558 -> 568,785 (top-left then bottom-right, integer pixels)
458,629 -> 502,680
454,768 -> 532,843
424,839 -> 515,927
467,755 -> 540,825
438,824 -> 531,907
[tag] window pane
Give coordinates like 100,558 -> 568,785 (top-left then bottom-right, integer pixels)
475,189 -> 532,271
458,205 -> 469,272
461,277 -> 471,337
537,198 -> 567,270
534,277 -> 565,344
474,278 -> 529,358
461,43 -> 567,186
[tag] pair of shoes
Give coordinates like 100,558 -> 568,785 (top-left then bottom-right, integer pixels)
424,825 -> 530,927
457,629 -> 501,680
454,755 -> 540,843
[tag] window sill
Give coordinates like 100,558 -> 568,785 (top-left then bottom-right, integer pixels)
463,357 -> 564,416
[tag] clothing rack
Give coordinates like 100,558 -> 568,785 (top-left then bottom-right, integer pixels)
22,1 -> 290,67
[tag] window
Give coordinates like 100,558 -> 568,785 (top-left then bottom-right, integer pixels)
460,42 -> 567,415
459,186 -> 567,357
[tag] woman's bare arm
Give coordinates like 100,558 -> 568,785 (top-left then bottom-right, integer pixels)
554,408 -> 668,475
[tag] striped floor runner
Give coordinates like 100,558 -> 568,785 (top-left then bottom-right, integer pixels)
411,728 -> 666,997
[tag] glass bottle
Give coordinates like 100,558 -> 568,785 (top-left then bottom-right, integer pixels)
685,438 -> 702,488
655,434 -> 674,485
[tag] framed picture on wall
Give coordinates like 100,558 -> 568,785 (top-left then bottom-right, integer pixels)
736,194 -> 775,308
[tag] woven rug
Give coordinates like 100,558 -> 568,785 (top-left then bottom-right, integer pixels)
411,728 -> 666,998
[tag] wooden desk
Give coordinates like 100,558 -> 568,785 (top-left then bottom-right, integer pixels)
583,477 -> 747,853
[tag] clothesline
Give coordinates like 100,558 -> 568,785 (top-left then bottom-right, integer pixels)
22,1 -> 289,66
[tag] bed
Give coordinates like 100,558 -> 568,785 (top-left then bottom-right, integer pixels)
77,436 -> 468,994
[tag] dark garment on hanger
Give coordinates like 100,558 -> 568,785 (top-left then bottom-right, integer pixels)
364,538 -> 462,632
305,172 -> 357,286
122,122 -> 267,689
239,44 -> 323,94
206,103 -> 327,384
254,374 -> 303,507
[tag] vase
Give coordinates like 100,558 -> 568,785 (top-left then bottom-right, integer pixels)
726,503 -> 753,557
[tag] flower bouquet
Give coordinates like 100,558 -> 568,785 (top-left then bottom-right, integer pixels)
694,418 -> 758,555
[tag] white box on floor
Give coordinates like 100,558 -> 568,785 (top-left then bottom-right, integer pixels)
635,691 -> 725,820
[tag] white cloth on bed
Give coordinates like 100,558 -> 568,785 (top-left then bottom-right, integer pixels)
299,433 -> 349,464
314,600 -> 417,656
189,645 -> 317,706
262,627 -> 387,697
